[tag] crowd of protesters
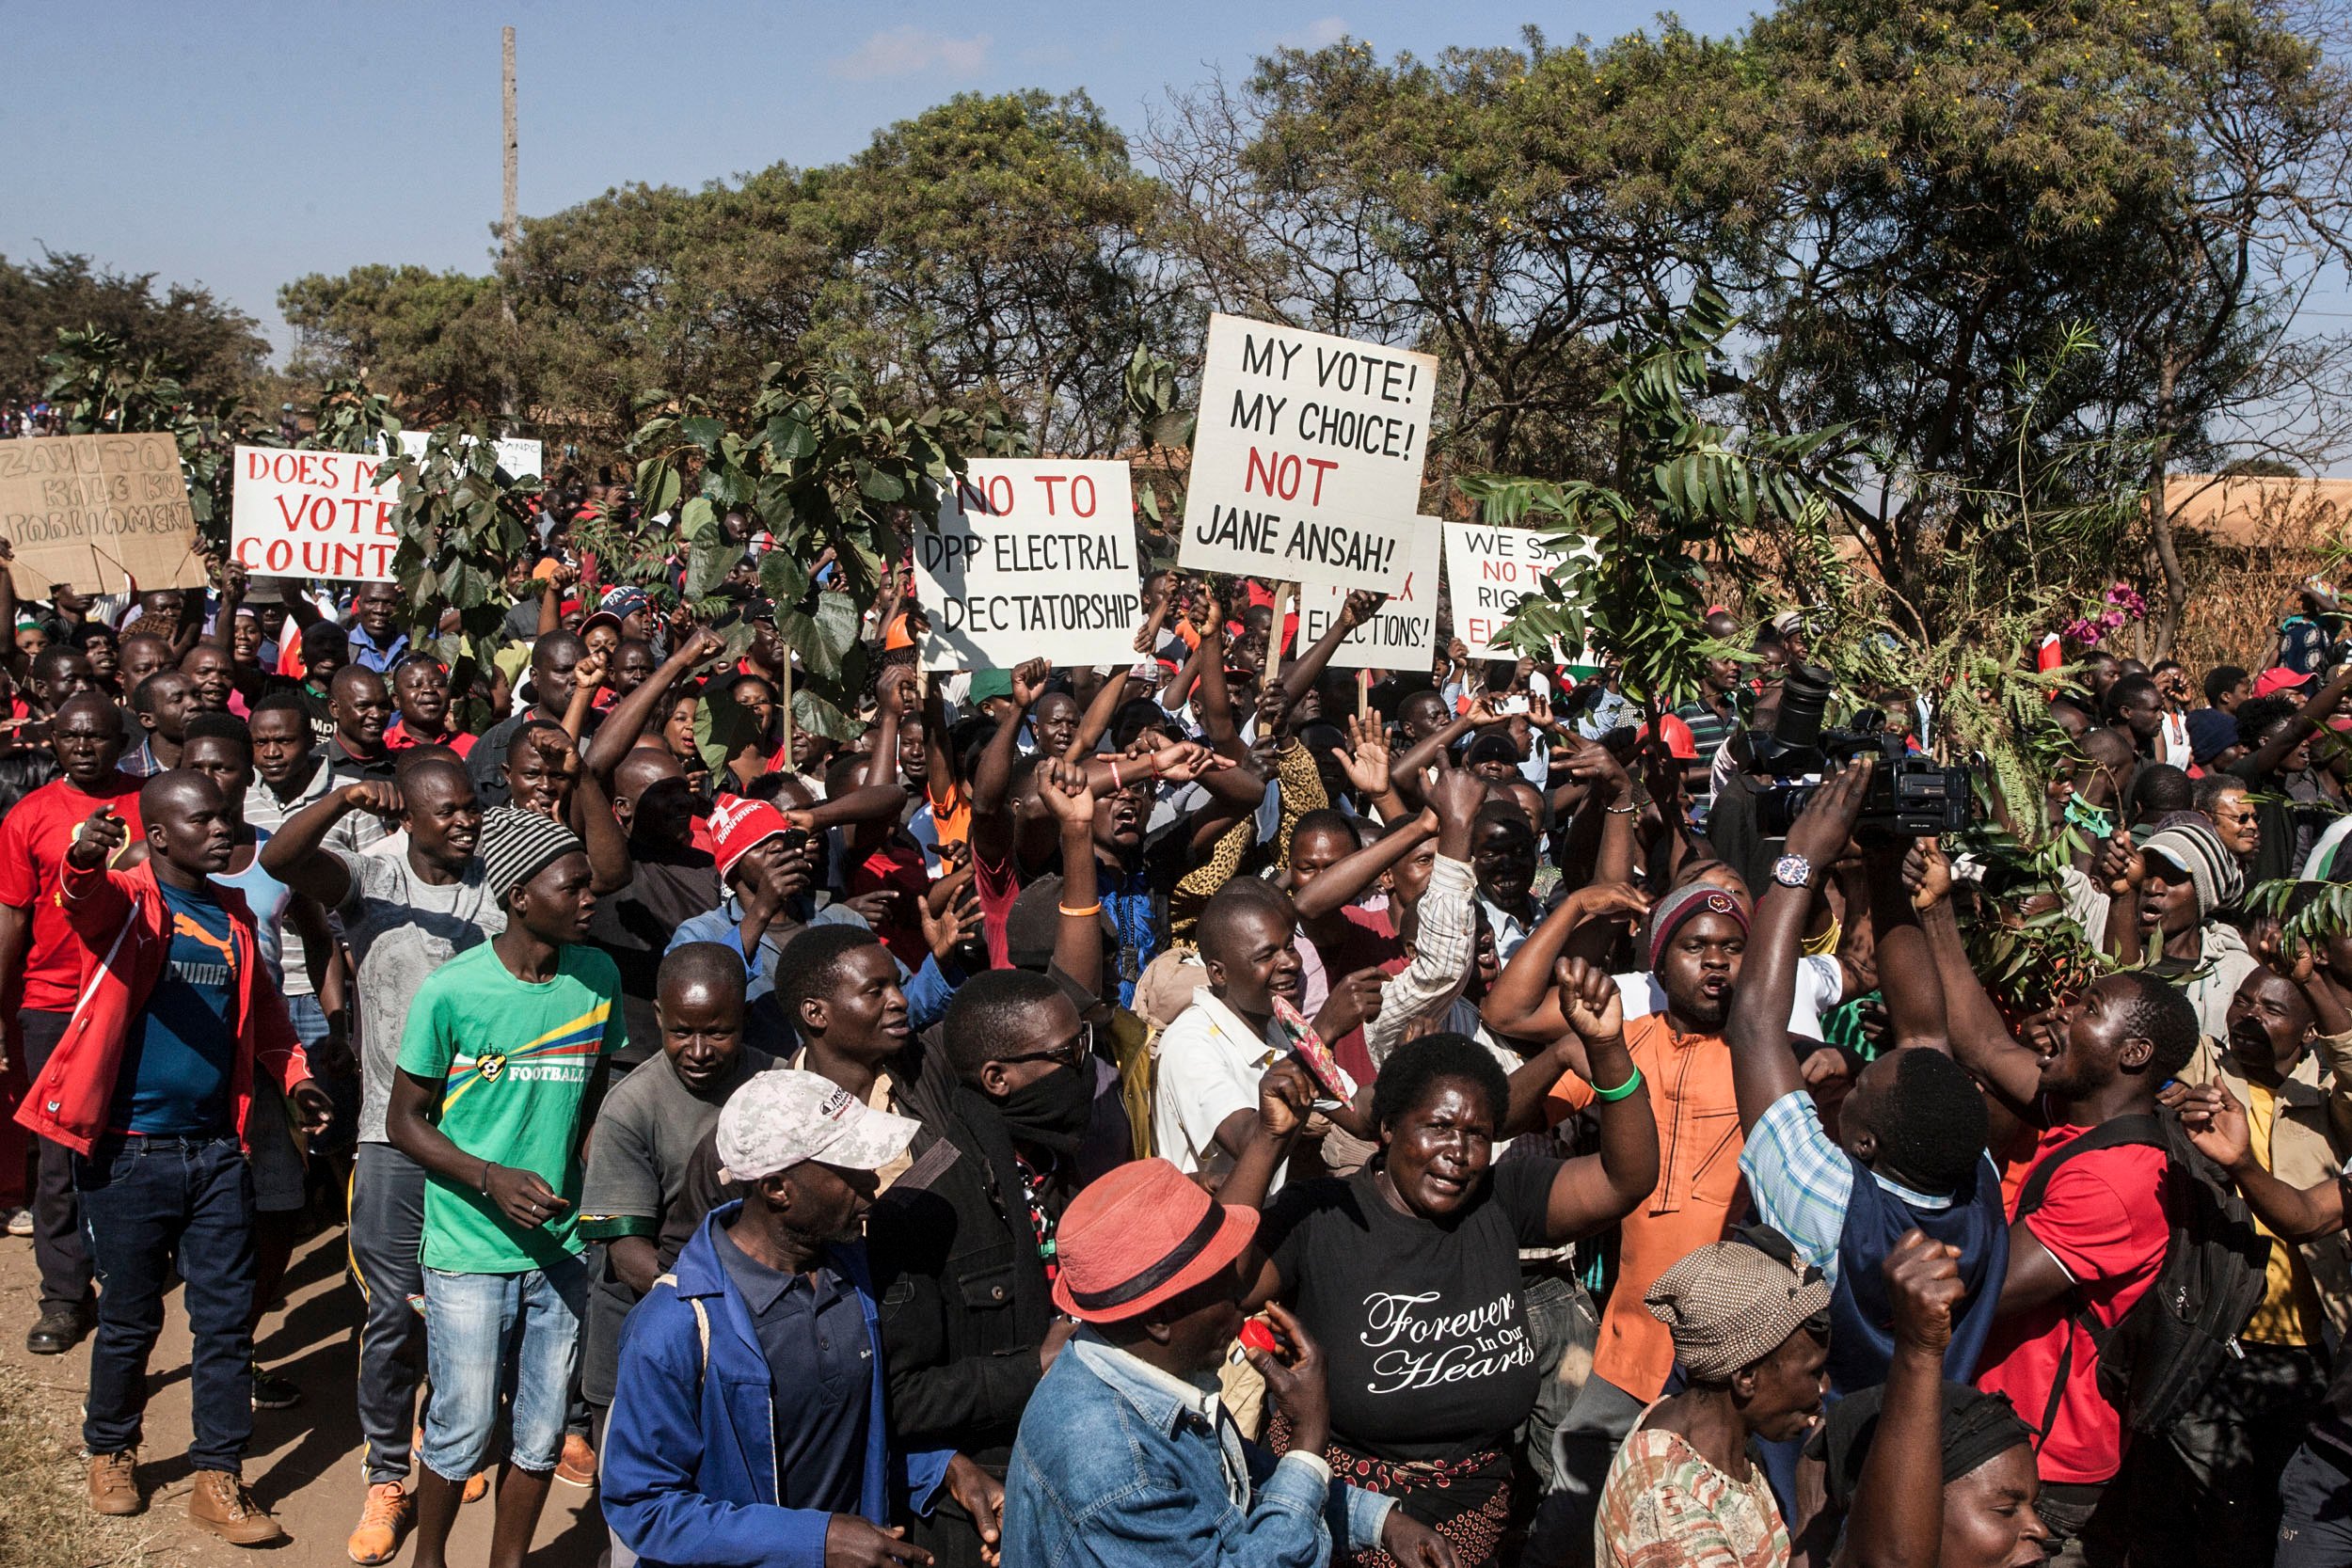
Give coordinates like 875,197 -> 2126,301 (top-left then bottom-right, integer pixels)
7,489 -> 2352,1568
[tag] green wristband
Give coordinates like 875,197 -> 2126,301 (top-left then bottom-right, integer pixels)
1589,1066 -> 1645,1102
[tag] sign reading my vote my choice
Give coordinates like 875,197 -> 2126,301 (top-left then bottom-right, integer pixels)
1181,313 -> 1436,595
915,458 -> 1143,672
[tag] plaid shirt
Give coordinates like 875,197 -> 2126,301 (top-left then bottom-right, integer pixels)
1739,1089 -> 1952,1289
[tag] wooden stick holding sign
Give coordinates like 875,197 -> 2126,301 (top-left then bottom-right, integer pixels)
1265,583 -> 1293,687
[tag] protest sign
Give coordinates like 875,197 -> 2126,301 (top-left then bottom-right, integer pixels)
1443,521 -> 1596,658
1181,313 -> 1435,594
231,445 -> 402,582
0,433 -> 202,594
395,431 -> 543,479
916,458 -> 1143,671
1298,517 -> 1442,672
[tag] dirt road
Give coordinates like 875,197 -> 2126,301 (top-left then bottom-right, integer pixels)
0,1221 -> 604,1566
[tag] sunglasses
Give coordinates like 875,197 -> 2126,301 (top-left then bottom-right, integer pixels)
993,1022 -> 1097,1071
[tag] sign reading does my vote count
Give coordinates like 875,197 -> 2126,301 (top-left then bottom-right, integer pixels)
916,458 -> 1144,672
1181,313 -> 1436,594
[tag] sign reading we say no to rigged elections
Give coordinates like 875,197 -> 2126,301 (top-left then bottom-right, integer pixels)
231,446 -> 401,581
1182,314 -> 1435,594
1443,521 -> 1596,658
916,458 -> 1143,671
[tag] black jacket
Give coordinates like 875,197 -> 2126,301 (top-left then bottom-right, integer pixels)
866,1055 -> 1057,1472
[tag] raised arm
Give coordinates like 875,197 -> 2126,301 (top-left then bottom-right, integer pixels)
1034,758 -> 1104,1001
1291,812 -> 1434,922
1915,847 -> 2046,1120
258,780 -> 404,909
1065,654 -> 1133,763
1728,761 -> 1873,1129
1539,966 -> 1660,1241
207,562 -> 245,651
1835,1232 -> 1965,1568
1279,590 -> 1385,706
1479,881 -> 1651,1044
2249,662 -> 2352,779
968,657 -> 1050,860
2180,1082 -> 2346,1242
583,627 -> 723,780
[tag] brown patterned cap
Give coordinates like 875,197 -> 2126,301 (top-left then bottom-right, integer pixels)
1645,1227 -> 1832,1381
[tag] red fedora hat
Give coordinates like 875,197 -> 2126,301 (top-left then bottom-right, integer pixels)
1051,1158 -> 1259,1324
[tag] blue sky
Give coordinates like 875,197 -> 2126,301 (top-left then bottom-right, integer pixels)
0,2 -> 1758,354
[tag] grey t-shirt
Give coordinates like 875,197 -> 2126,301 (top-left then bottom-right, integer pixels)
578,1045 -> 774,1406
335,847 -> 506,1144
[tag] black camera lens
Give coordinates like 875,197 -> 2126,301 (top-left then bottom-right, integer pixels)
1772,664 -> 1834,753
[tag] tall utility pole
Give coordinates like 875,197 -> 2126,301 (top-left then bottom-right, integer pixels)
500,25 -> 518,426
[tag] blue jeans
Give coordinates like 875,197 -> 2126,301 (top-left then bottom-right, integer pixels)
72,1133 -> 255,1470
420,1254 -> 587,1481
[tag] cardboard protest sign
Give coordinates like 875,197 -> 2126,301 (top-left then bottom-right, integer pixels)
0,433 -> 202,594
395,431 -> 543,479
1181,313 -> 1435,594
1443,521 -> 1596,658
231,446 -> 402,582
1298,517 -> 1442,672
916,458 -> 1143,671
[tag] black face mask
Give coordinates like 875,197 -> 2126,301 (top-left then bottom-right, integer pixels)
991,1063 -> 1093,1154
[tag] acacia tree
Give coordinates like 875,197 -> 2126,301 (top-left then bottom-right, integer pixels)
1466,286 -> 1857,710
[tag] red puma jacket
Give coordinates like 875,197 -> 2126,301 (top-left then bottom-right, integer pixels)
13,857 -> 311,1156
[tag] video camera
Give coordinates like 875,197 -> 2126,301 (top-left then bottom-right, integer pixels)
1753,665 -> 1974,841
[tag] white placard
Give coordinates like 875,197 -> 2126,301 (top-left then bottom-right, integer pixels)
1180,313 -> 1435,593
1442,521 -> 1596,657
1297,517 -> 1442,672
230,445 -> 401,581
396,431 -> 543,479
915,459 -> 1143,671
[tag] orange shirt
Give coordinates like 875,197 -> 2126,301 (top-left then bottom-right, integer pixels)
1548,1014 -> 1747,1400
928,775 -> 971,852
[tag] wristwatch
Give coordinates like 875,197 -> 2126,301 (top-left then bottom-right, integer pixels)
1772,853 -> 1816,891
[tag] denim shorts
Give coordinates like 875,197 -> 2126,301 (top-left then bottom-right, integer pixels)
420,1252 -> 587,1479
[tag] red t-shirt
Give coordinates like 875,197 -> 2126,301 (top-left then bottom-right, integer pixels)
975,841 -> 1022,969
1976,1122 -> 2170,1484
0,774 -> 148,1012
850,843 -> 932,969
384,721 -> 478,758
1305,905 -> 1405,1084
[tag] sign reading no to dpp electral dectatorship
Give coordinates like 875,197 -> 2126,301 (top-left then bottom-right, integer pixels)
916,458 -> 1143,671
1181,313 -> 1435,594
231,446 -> 403,582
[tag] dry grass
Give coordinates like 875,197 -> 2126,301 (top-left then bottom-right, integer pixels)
0,1363 -> 160,1568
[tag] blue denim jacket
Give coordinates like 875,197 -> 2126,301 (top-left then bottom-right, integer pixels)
1002,1328 -> 1392,1568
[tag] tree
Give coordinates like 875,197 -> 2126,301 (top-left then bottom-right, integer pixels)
628,359 -> 1023,739
1715,0 -> 2352,646
1463,286 -> 1857,709
278,265 -> 510,425
811,90 -> 1176,455
0,250 -> 266,405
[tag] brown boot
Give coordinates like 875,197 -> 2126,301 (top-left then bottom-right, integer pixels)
186,1470 -> 287,1546
87,1450 -> 140,1516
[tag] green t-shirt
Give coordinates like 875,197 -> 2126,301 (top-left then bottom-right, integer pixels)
396,940 -> 627,1274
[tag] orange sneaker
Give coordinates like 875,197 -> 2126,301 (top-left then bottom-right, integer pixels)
554,1432 -> 596,1488
345,1481 -> 412,1565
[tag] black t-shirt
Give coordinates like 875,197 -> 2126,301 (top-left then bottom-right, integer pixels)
1263,1157 -> 1558,1463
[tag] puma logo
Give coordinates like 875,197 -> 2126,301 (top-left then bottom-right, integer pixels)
172,912 -> 236,969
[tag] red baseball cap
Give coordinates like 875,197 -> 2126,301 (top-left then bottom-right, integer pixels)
708,795 -> 790,879
1639,712 -> 1700,760
1050,1158 -> 1259,1324
2254,666 -> 2314,700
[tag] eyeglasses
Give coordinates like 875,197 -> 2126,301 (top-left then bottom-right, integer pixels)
993,1022 -> 1096,1070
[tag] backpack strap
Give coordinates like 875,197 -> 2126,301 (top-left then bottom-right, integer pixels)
2014,1114 -> 2163,1217
2010,1114 -> 2166,1444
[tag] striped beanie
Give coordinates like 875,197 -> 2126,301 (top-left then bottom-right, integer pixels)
480,806 -> 583,903
1648,882 -> 1748,972
2142,815 -> 2243,920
